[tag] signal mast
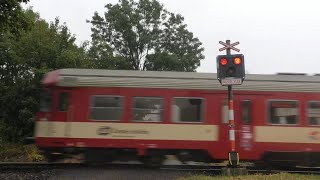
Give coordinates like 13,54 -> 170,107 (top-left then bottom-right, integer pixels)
217,40 -> 245,169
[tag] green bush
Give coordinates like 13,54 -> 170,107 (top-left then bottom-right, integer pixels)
0,141 -> 44,162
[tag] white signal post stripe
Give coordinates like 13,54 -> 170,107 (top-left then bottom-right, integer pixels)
229,130 -> 235,141
229,99 -> 236,152
228,110 -> 234,120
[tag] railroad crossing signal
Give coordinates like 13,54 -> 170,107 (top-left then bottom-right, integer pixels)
217,40 -> 245,86
216,40 -> 246,170
217,54 -> 245,85
217,40 -> 245,168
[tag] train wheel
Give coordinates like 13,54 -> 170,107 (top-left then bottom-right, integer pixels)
142,155 -> 165,168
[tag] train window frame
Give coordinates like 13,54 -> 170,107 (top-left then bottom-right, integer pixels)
307,101 -> 320,126
242,100 -> 252,125
131,96 -> 164,122
171,97 -> 205,123
39,89 -> 52,112
267,100 -> 299,125
57,92 -> 69,112
89,95 -> 124,121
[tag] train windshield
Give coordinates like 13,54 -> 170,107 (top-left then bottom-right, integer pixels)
39,89 -> 52,112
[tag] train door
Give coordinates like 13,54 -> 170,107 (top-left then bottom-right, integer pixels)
52,89 -> 72,137
217,95 -> 254,160
234,97 -> 254,158
35,89 -> 54,138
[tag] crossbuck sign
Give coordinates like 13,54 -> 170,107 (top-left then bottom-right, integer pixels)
219,41 -> 240,52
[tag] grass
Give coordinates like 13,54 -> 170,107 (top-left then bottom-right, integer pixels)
0,142 -> 44,162
178,173 -> 320,180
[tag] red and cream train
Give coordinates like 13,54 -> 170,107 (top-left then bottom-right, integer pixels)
35,69 -> 320,167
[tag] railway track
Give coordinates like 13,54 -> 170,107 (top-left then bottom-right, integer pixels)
0,162 -> 319,175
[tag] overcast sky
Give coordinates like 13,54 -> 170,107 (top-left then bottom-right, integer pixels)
24,0 -> 320,75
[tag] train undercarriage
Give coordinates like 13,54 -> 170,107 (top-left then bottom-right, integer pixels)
41,147 -> 213,167
40,147 -> 320,168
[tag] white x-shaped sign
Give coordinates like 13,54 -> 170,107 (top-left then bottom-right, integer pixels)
219,41 -> 240,52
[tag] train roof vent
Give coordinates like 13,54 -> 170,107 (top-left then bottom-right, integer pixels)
276,73 -> 307,76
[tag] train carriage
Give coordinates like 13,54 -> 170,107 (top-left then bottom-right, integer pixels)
35,69 -> 320,167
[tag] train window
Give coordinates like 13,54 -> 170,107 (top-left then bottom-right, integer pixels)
268,100 -> 298,125
172,97 -> 204,123
132,97 -> 164,122
39,89 -> 52,112
90,96 -> 124,121
58,92 -> 69,111
221,99 -> 229,124
307,101 -> 320,125
242,100 -> 251,125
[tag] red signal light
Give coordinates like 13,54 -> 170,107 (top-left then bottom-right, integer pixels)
220,58 -> 228,65
234,57 -> 241,65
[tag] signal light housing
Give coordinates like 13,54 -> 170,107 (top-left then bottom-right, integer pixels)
234,57 -> 241,65
220,58 -> 228,65
216,54 -> 245,85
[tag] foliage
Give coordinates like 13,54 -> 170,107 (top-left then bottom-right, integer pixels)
0,142 -> 43,162
0,0 -> 205,142
26,144 -> 44,162
88,0 -> 204,71
0,9 -> 91,142
0,0 -> 30,35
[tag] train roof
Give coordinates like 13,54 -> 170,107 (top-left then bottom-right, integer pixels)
42,68 -> 320,93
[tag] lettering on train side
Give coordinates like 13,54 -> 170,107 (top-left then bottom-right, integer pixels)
97,126 -> 149,136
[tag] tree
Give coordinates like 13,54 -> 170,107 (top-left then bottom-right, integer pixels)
0,9 -> 92,142
88,0 -> 204,71
0,0 -> 30,35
